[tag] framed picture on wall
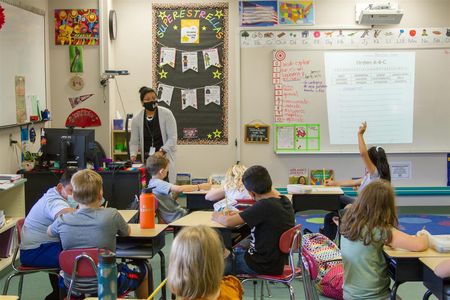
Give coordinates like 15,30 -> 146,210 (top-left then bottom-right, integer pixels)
244,124 -> 270,143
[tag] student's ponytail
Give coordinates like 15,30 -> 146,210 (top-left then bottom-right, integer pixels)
375,147 -> 391,182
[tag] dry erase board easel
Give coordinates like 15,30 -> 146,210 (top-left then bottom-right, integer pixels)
240,29 -> 450,153
0,0 -> 46,127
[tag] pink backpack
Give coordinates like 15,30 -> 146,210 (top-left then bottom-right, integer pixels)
302,233 -> 344,300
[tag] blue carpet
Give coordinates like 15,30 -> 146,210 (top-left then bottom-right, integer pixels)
296,213 -> 450,235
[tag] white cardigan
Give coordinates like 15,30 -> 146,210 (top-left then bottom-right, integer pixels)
129,107 -> 177,182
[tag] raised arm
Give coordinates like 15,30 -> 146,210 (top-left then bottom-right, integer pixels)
326,178 -> 363,187
387,228 -> 429,252
358,122 -> 377,174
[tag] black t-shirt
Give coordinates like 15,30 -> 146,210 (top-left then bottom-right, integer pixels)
143,109 -> 163,160
239,195 -> 295,275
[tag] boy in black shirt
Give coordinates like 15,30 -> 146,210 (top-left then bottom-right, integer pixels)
212,165 -> 295,275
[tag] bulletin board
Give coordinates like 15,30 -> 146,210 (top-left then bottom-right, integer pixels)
152,3 -> 228,144
240,28 -> 450,153
0,0 -> 47,127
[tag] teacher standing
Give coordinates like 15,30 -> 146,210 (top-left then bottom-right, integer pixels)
130,86 -> 177,182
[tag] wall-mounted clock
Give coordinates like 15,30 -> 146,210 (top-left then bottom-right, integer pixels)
109,10 -> 117,40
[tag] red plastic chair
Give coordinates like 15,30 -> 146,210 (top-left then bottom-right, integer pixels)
238,224 -> 302,300
300,249 -> 320,300
2,218 -> 59,298
59,248 -> 99,299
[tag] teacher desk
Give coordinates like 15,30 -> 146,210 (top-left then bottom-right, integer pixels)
289,187 -> 343,212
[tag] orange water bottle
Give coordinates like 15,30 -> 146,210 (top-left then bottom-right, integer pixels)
140,188 -> 155,229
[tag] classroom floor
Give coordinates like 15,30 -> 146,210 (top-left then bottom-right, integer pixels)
1,207 -> 446,299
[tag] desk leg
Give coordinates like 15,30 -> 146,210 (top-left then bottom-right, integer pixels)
422,290 -> 432,300
391,281 -> 403,300
158,250 -> 166,300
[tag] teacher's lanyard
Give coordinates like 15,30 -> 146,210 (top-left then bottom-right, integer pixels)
144,114 -> 154,147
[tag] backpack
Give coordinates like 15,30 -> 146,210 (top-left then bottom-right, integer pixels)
302,233 -> 344,300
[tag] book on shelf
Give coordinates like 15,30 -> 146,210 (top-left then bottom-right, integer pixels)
0,227 -> 15,258
191,178 -> 209,185
176,173 -> 191,185
288,168 -> 309,185
310,169 -> 334,185
210,174 -> 225,186
0,174 -> 22,182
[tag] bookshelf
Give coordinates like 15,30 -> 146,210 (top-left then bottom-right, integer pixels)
111,130 -> 141,162
0,179 -> 26,272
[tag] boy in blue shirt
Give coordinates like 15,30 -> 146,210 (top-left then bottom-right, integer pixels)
146,155 -> 211,222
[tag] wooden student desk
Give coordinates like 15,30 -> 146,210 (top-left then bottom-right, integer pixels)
289,187 -> 344,212
116,224 -> 168,300
421,257 -> 450,300
118,209 -> 137,223
169,211 -> 250,248
383,247 -> 450,300
0,296 -> 18,300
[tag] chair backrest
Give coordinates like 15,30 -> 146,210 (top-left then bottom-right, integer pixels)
235,198 -> 256,211
279,224 -> 302,254
16,218 -> 25,245
59,248 -> 99,277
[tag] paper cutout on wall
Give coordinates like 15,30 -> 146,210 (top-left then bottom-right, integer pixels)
54,9 -> 99,45
181,51 -> 199,72
183,128 -> 199,139
239,1 -> 278,27
156,84 -> 174,106
181,89 -> 198,110
0,5 -> 5,31
160,47 -> 176,68
65,108 -> 101,128
68,94 -> 93,108
69,45 -> 83,73
203,48 -> 221,69
181,19 -> 200,44
204,86 -> 220,105
69,75 -> 84,90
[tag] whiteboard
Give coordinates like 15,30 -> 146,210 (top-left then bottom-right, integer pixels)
0,1 -> 46,127
262,48 -> 450,153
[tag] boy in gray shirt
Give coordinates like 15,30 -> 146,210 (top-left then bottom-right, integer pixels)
48,169 -> 147,298
146,155 -> 211,222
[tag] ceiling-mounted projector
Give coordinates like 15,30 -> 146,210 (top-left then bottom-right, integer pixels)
356,2 -> 403,25
358,9 -> 403,25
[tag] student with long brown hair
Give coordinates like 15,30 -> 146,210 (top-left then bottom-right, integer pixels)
340,180 -> 429,300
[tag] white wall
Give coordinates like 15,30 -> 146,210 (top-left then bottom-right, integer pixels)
0,0 -> 48,174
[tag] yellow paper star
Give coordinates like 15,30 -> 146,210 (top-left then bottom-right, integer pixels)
215,10 -> 224,19
202,26 -> 207,31
159,69 -> 168,79
212,70 -> 222,79
158,11 -> 167,20
212,129 -> 222,138
207,133 -> 212,139
173,25 -> 178,30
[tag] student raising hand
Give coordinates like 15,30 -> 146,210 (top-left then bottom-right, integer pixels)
358,121 -> 367,135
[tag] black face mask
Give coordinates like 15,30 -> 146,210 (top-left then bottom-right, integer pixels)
143,101 -> 157,111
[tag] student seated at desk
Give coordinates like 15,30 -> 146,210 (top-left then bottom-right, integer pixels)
48,169 -> 148,298
212,165 -> 295,275
168,226 -> 243,300
340,180 -> 429,300
146,155 -> 211,223
435,260 -> 450,278
205,164 -> 251,203
20,171 -> 75,300
322,121 -> 392,240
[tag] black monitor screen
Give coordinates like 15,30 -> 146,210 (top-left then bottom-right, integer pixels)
42,128 -> 95,169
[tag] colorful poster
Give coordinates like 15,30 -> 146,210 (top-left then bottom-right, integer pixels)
160,47 -> 176,68
279,1 -> 314,25
239,1 -> 278,27
69,45 -> 83,73
181,89 -> 198,110
289,168 -> 309,184
15,76 -> 26,123
181,51 -> 198,72
181,19 -> 200,44
204,86 -> 220,105
156,84 -> 174,106
202,48 -> 221,69
54,9 -> 99,45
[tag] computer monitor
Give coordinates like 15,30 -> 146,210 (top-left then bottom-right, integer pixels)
42,128 -> 95,169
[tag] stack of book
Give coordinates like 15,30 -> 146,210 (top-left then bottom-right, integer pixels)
0,174 -> 22,190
